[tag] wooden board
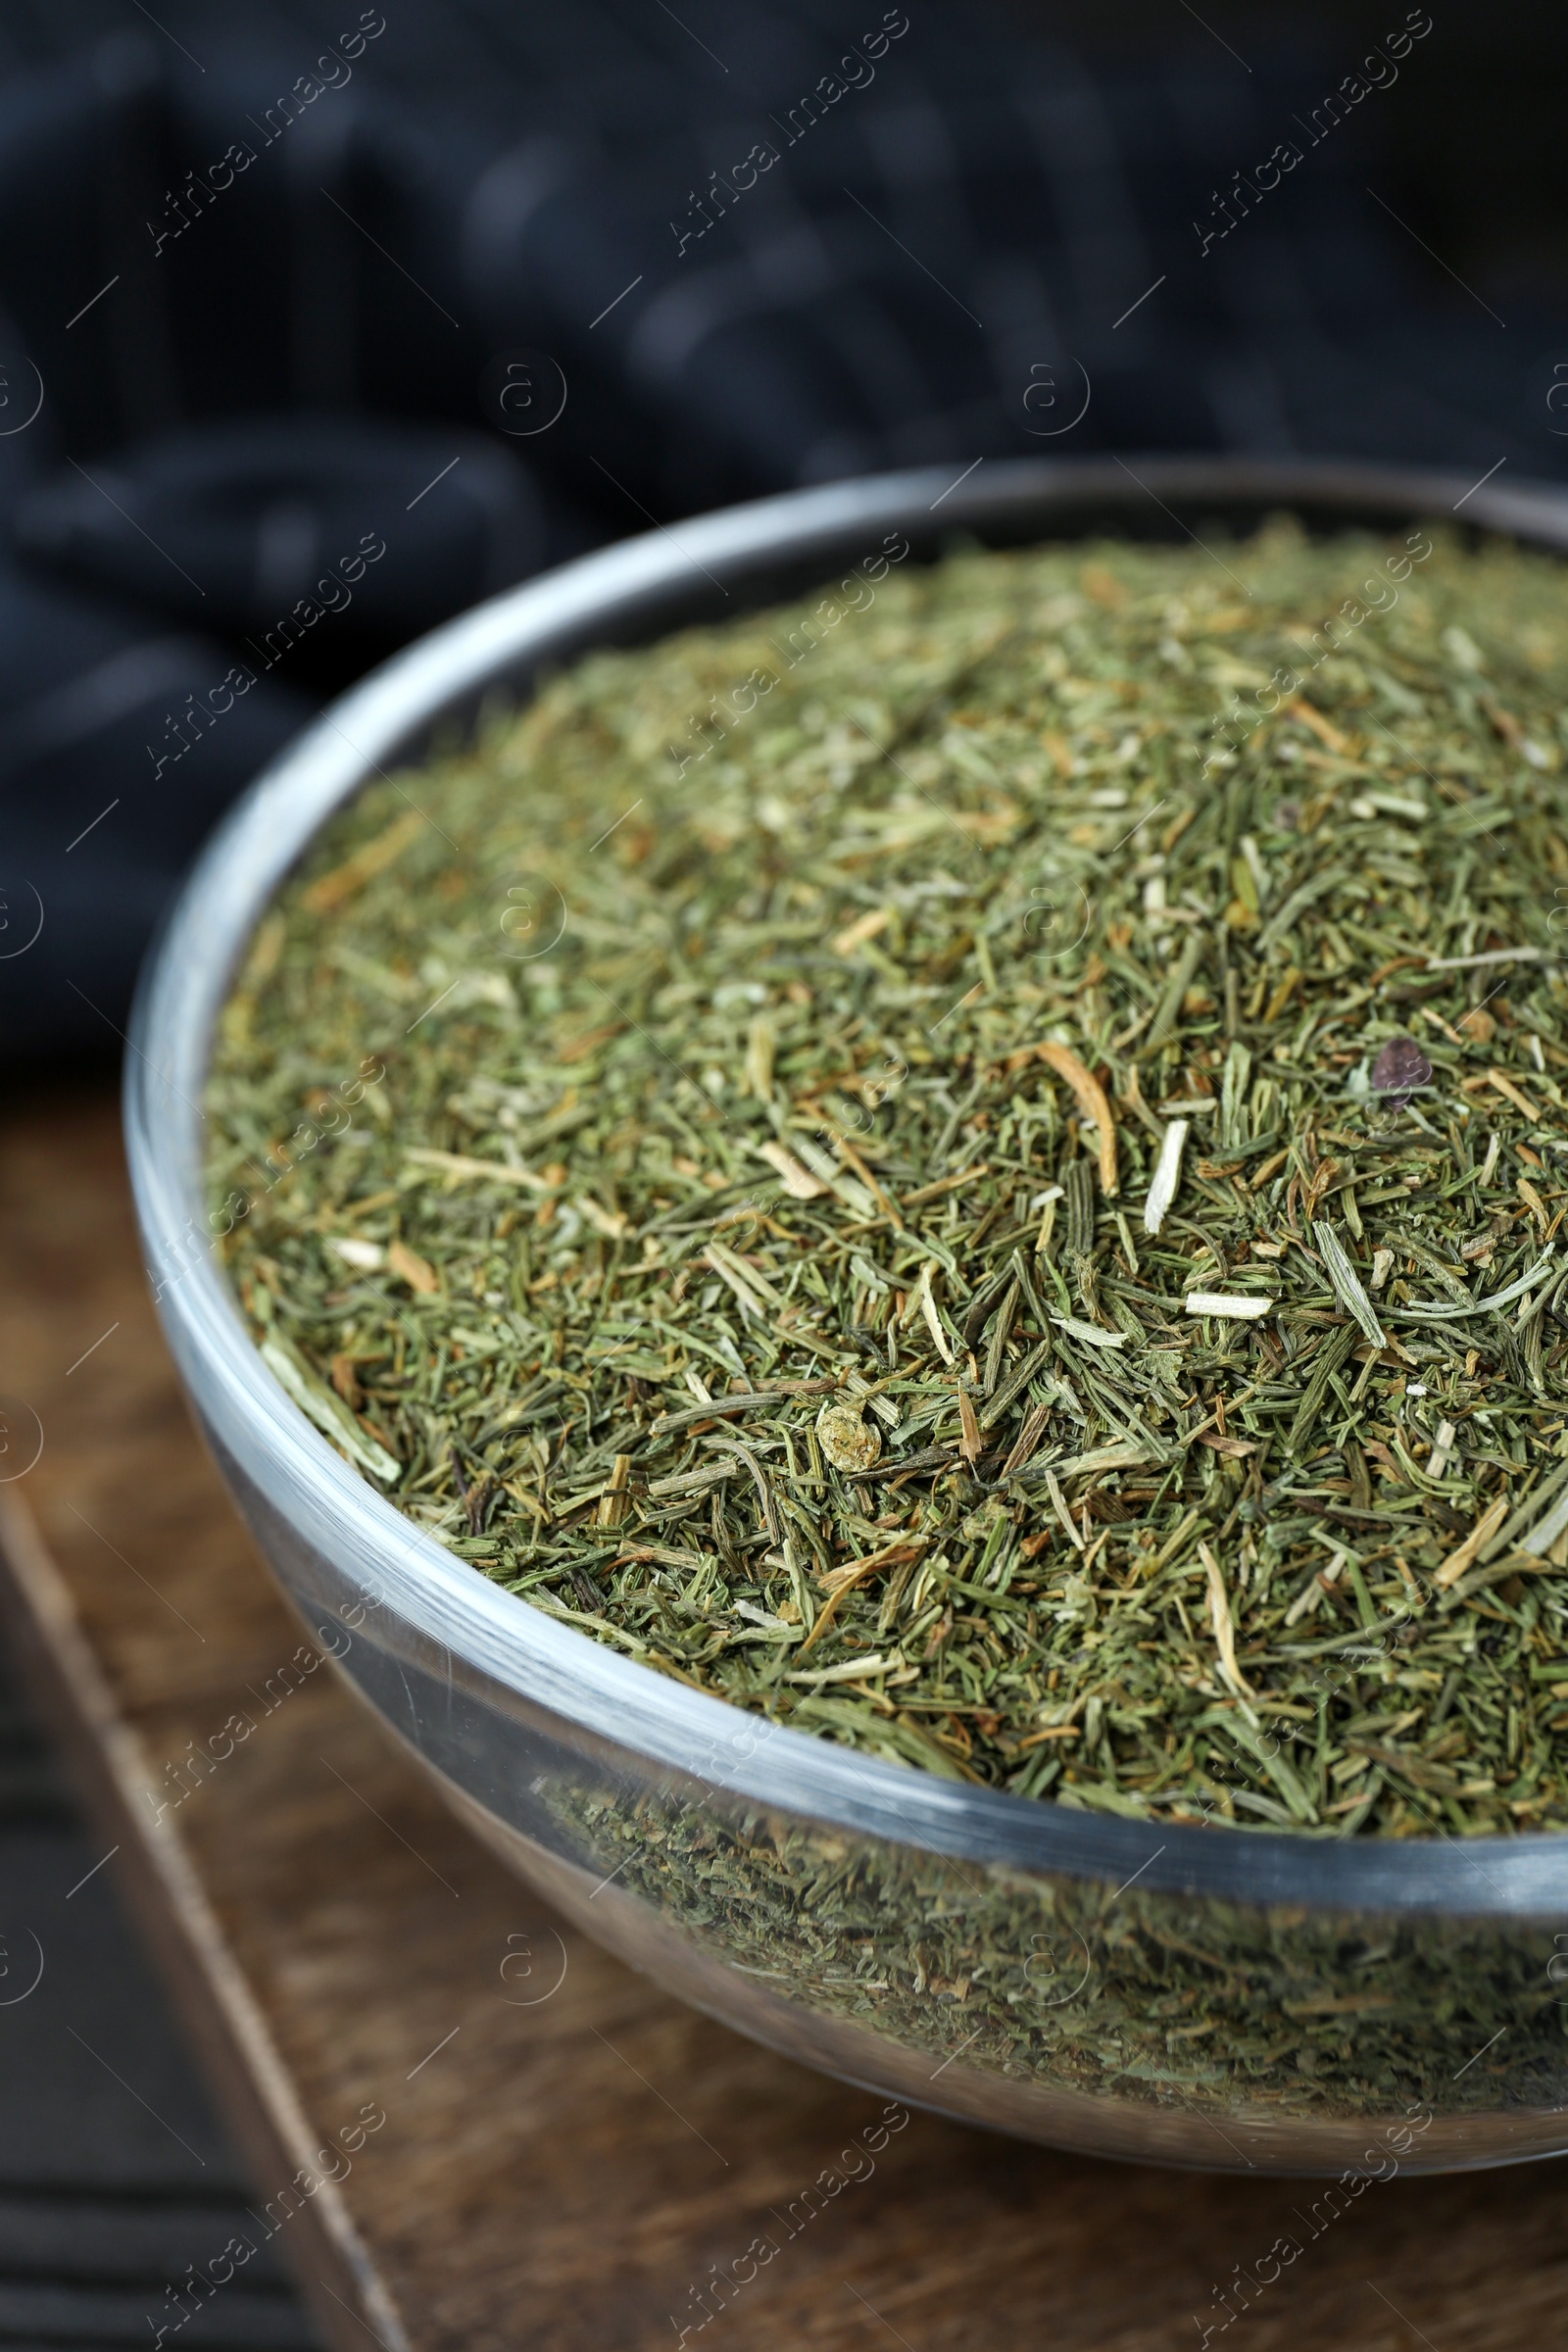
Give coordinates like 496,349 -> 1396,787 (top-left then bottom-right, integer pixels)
2,1088 -> 1567,2352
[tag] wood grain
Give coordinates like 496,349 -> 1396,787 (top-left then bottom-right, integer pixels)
1,1088 -> 1565,2352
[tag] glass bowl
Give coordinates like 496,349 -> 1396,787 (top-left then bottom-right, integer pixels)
126,456 -> 1568,2175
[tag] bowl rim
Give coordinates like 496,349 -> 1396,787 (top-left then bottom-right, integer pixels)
126,451 -> 1568,1917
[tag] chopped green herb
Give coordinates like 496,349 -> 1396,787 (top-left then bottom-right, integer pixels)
210,518 -> 1568,1849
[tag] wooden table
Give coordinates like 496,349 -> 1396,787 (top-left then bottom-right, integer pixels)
1,1089 -> 1564,2352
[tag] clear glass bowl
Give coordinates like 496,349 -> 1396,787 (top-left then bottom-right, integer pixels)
126,456 -> 1568,2175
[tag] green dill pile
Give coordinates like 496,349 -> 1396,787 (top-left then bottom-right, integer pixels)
209,518 -> 1568,1841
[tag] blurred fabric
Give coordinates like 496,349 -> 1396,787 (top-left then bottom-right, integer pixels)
0,0 -> 1561,1069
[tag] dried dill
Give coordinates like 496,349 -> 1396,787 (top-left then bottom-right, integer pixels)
209,517 -> 1568,1847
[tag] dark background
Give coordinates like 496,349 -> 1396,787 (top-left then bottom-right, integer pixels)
0,0 -> 1565,1072
0,3 -> 1564,2342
